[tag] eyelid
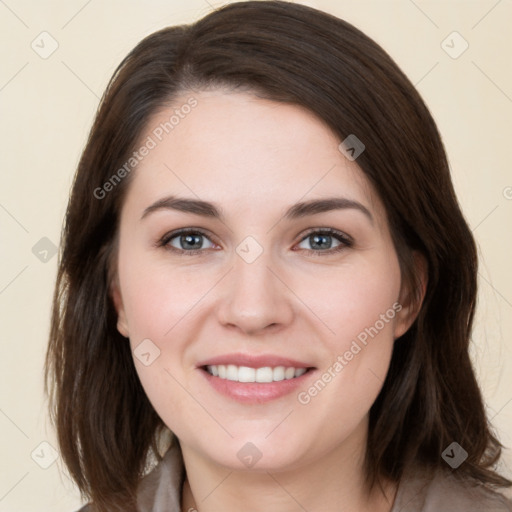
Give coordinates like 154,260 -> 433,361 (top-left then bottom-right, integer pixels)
159,227 -> 214,243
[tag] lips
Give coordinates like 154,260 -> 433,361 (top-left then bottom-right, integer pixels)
197,353 -> 316,403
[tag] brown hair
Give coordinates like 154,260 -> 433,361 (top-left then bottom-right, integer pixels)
45,1 -> 512,510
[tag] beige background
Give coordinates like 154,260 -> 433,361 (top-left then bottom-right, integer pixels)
1,0 -> 511,510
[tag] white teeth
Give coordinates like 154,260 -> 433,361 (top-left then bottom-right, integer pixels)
226,364 -> 238,381
238,366 -> 256,382
273,366 -> 285,381
255,367 -> 273,383
205,364 -> 309,382
284,367 -> 295,380
294,368 -> 307,378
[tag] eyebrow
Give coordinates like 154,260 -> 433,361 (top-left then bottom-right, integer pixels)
140,195 -> 373,224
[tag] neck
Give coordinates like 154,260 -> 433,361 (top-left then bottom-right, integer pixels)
179,424 -> 397,512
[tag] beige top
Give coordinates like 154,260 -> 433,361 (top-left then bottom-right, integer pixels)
78,442 -> 512,511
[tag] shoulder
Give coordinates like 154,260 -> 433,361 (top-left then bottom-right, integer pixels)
424,471 -> 512,512
392,466 -> 512,512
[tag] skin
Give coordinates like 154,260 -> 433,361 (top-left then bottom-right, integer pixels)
111,89 -> 426,512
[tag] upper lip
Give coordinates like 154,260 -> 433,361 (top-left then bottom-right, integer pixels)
197,353 -> 314,369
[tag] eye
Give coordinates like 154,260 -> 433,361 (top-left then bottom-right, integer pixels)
295,228 -> 352,255
157,227 -> 352,256
158,228 -> 218,255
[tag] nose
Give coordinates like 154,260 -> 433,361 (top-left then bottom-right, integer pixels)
216,248 -> 295,335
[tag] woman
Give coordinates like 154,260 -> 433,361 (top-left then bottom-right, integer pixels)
45,1 -> 512,511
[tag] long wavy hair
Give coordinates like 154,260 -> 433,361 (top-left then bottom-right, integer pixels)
45,1 -> 511,510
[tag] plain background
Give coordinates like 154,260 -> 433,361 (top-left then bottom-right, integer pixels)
1,0 -> 511,510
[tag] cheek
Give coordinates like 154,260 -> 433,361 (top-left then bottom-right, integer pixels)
304,252 -> 402,349
294,253 -> 402,417
117,257 -> 207,431
119,251 -> 211,340
117,252 -> 216,408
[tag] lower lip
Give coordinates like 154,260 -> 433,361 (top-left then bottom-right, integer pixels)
200,368 -> 315,404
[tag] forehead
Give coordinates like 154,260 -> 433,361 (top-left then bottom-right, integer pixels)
123,89 -> 386,227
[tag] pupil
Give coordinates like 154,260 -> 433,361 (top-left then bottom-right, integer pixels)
182,234 -> 202,249
311,234 -> 331,250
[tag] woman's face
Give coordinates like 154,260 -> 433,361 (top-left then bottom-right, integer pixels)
112,89 -> 417,472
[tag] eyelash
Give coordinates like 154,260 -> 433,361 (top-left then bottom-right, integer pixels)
156,227 -> 353,257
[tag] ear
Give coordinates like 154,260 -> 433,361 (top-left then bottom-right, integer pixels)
110,274 -> 129,338
393,251 -> 428,340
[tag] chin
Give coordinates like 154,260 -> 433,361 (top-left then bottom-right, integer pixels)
193,432 -> 313,473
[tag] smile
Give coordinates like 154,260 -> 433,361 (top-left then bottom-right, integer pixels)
205,364 -> 308,383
